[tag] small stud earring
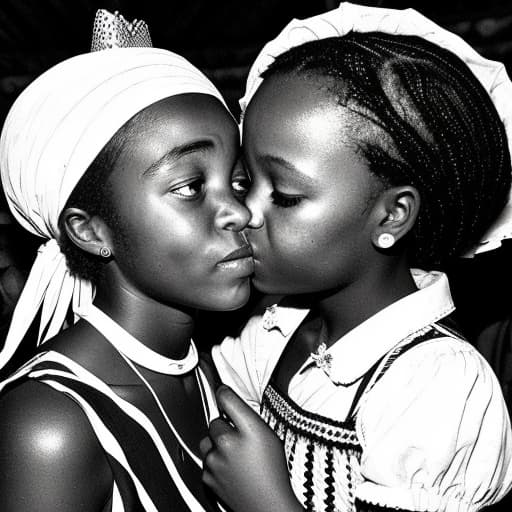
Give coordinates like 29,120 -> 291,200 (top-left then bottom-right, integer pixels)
99,246 -> 112,258
377,233 -> 395,249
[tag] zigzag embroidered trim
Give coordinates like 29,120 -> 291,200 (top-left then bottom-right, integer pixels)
262,384 -> 361,448
261,383 -> 362,511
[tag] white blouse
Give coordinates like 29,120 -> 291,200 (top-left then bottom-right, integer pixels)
213,270 -> 512,511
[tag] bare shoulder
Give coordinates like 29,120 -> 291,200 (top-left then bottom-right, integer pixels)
0,378 -> 113,511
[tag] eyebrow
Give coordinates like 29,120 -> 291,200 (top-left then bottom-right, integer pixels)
258,154 -> 316,187
143,140 -> 215,177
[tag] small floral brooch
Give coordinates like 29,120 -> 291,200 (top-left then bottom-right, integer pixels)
311,342 -> 333,373
262,304 -> 278,330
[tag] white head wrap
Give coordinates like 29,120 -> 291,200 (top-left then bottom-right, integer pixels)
240,1 -> 512,257
0,46 -> 228,368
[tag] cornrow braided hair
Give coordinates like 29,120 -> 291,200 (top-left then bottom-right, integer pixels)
261,33 -> 511,268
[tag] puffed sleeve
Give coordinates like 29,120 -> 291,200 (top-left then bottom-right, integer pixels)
212,313 -> 265,412
356,337 -> 512,512
212,295 -> 287,411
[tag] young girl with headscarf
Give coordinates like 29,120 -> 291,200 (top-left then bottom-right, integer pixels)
0,10 -> 253,511
203,3 -> 512,511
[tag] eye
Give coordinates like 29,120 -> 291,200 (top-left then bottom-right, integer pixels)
271,190 -> 303,208
171,178 -> 204,198
232,175 -> 251,197
231,166 -> 251,197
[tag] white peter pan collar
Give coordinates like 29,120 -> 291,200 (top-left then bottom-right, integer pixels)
261,269 -> 455,386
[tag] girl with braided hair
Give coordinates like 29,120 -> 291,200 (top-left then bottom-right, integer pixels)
201,4 -> 512,512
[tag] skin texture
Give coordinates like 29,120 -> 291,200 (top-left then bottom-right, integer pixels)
243,75 -> 419,341
202,75 -> 421,512
0,93 -> 252,511
243,75 -> 379,297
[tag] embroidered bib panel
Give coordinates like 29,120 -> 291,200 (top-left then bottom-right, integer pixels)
261,383 -> 362,512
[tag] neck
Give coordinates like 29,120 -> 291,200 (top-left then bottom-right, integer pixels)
287,259 -> 417,347
93,281 -> 195,361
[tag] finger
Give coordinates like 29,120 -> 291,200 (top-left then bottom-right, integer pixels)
215,385 -> 262,434
208,416 -> 235,445
199,436 -> 213,458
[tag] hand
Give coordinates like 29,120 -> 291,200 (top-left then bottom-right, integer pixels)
201,386 -> 303,512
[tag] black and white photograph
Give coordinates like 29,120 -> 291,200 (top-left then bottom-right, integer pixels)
0,1 -> 512,511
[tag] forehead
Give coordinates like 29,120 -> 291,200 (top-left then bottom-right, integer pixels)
136,93 -> 236,142
243,74 -> 354,157
116,93 -> 238,168
243,75 -> 377,197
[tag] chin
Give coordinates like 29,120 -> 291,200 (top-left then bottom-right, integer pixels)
251,275 -> 286,296
251,261 -> 291,295
252,273 -> 315,297
210,280 -> 252,311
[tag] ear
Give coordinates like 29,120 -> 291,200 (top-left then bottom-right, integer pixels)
371,186 -> 420,250
61,208 -> 113,258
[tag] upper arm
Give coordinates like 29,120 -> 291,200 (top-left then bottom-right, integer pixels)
0,380 -> 113,511
213,295 -> 296,410
356,339 -> 512,511
211,297 -> 276,410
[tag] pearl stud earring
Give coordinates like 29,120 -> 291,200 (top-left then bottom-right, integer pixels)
377,233 -> 395,249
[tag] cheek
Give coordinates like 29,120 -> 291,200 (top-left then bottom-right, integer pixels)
110,199 -> 178,267
127,193 -> 199,245
267,205 -> 348,254
266,206 -> 368,277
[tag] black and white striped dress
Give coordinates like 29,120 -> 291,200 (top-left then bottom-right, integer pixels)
0,306 -> 222,512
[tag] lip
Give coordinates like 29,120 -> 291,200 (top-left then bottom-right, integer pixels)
218,244 -> 253,264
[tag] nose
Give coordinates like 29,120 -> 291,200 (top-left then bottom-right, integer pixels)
215,192 -> 252,232
244,188 -> 264,229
